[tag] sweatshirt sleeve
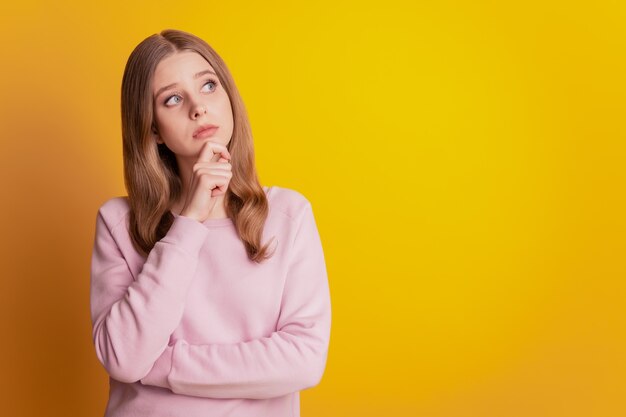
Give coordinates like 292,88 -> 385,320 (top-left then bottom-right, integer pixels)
139,202 -> 332,399
90,207 -> 210,384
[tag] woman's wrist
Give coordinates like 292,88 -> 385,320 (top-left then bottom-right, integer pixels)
179,209 -> 203,223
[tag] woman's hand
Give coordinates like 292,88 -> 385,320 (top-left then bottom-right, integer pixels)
179,140 -> 232,222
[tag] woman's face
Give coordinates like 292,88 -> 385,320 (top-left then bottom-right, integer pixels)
151,51 -> 234,160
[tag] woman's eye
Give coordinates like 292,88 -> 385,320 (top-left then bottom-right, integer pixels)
165,95 -> 182,106
202,79 -> 218,92
163,80 -> 218,107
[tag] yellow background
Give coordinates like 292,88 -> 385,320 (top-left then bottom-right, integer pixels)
1,1 -> 625,416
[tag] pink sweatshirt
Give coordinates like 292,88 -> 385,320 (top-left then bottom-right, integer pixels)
89,185 -> 331,417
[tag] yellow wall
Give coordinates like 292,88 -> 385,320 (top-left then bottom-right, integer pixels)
1,1 -> 625,416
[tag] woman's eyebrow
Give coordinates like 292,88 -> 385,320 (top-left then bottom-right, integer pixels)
154,69 -> 217,100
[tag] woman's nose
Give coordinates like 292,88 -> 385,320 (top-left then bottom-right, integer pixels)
191,102 -> 207,119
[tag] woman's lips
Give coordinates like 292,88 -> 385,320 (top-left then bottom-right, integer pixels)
193,126 -> 219,139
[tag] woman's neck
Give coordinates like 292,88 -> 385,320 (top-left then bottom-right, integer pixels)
170,194 -> 227,218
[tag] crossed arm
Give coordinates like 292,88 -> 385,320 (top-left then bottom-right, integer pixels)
90,203 -> 331,400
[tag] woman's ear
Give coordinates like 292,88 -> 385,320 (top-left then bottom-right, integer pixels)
152,125 -> 164,144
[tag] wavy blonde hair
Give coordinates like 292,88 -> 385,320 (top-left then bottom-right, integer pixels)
121,29 -> 275,262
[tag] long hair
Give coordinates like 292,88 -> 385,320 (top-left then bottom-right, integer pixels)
121,29 -> 275,262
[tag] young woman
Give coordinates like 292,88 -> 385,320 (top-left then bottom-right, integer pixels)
89,29 -> 331,417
